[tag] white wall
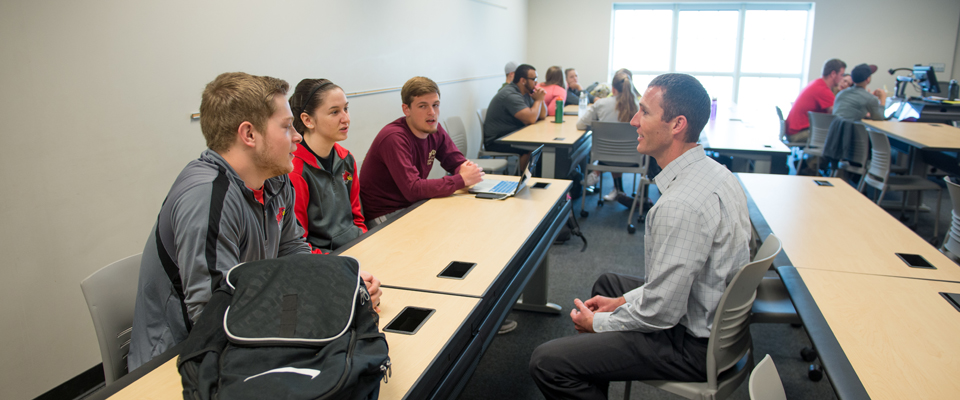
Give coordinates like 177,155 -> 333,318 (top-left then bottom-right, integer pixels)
527,0 -> 960,99
0,0 -> 526,398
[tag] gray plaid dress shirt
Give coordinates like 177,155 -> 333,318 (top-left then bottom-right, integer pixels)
592,145 -> 751,338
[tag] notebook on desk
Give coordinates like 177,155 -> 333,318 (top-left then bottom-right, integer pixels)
469,145 -> 543,198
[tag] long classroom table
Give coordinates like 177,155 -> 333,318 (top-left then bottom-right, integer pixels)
863,119 -> 960,178
90,175 -> 572,400
496,114 -> 591,179
738,173 -> 960,400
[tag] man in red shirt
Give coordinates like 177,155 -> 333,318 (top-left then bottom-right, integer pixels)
360,76 -> 485,227
785,58 -> 846,143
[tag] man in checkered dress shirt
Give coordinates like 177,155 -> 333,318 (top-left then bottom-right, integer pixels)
530,73 -> 751,399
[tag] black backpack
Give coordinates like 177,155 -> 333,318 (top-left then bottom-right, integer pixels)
177,254 -> 390,400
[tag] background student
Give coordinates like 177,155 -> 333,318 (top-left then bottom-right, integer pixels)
578,72 -> 640,202
288,79 -> 367,252
538,65 -> 567,116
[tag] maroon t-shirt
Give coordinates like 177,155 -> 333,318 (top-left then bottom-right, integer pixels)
359,117 -> 467,220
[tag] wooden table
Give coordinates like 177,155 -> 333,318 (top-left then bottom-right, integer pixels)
369,288 -> 481,400
862,120 -> 960,196
497,116 -> 591,179
341,175 -> 570,297
92,176 -> 571,400
793,268 -> 960,400
699,108 -> 791,174
739,173 -> 960,281
739,172 -> 960,400
863,120 -> 960,151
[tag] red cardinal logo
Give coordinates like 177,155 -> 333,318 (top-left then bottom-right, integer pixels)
276,207 -> 285,224
342,171 -> 353,185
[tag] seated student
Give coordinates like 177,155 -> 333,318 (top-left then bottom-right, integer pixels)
128,73 -> 382,370
529,74 -> 751,398
833,64 -> 886,121
834,73 -> 854,95
785,58 -> 846,143
287,79 -> 366,252
537,66 -> 567,116
483,64 -> 546,172
577,72 -> 639,202
501,61 -> 517,91
360,76 -> 484,227
565,67 -> 595,105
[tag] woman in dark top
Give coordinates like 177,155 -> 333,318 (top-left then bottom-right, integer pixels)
287,79 -> 366,252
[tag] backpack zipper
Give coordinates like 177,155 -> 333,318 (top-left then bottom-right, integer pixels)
380,359 -> 392,383
315,292 -> 362,400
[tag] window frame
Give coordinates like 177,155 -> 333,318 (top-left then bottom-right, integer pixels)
609,2 -> 814,104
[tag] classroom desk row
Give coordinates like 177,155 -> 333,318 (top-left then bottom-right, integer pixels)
528,104 -> 791,177
738,173 -> 960,400
499,110 -> 591,180
91,175 -> 572,400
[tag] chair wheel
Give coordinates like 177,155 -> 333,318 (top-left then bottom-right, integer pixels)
628,224 -> 636,234
598,200 -> 604,206
808,364 -> 823,381
801,347 -> 818,362
580,210 -> 589,218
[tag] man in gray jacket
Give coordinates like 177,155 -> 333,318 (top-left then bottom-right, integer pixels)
128,72 -> 381,370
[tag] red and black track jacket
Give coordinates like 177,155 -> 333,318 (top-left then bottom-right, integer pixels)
289,143 -> 367,253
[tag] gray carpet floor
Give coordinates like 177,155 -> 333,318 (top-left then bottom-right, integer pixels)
456,170 -> 953,400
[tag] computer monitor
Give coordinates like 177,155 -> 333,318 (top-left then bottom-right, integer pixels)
912,65 -> 941,94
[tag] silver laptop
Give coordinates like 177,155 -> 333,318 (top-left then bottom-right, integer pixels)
469,145 -> 543,199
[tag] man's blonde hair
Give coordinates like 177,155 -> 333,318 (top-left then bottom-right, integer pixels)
401,76 -> 440,106
200,72 -> 289,153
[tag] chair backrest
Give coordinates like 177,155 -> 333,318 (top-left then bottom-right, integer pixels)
706,234 -> 782,389
749,354 -> 787,400
444,116 -> 469,155
807,112 -> 835,149
865,129 -> 893,183
476,108 -> 486,126
590,121 -> 648,171
943,176 -> 960,256
775,106 -> 787,143
80,253 -> 142,384
848,122 -> 870,167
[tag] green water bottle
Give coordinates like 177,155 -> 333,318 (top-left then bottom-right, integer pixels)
555,99 -> 563,123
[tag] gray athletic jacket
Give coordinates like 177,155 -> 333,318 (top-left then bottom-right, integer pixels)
128,149 -> 311,370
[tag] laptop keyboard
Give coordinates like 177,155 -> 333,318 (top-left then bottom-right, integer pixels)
488,181 -> 518,194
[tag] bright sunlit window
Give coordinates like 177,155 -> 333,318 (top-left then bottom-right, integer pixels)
611,3 -> 813,112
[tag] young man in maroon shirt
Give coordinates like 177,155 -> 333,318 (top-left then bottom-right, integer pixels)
360,76 -> 485,227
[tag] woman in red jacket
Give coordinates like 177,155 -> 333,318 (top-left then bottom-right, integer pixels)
287,79 -> 366,253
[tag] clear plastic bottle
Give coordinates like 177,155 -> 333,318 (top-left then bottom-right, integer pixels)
578,91 -> 587,117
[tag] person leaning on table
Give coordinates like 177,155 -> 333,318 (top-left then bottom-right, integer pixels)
128,72 -> 382,371
359,76 -> 484,228
529,73 -> 751,399
483,63 -> 546,174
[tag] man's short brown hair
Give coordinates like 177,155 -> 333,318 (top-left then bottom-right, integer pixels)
821,59 -> 847,78
200,72 -> 289,153
401,76 -> 440,106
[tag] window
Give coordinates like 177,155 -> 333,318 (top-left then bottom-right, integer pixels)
611,3 -> 812,112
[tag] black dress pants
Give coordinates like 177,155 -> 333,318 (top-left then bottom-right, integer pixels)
528,273 -> 709,400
